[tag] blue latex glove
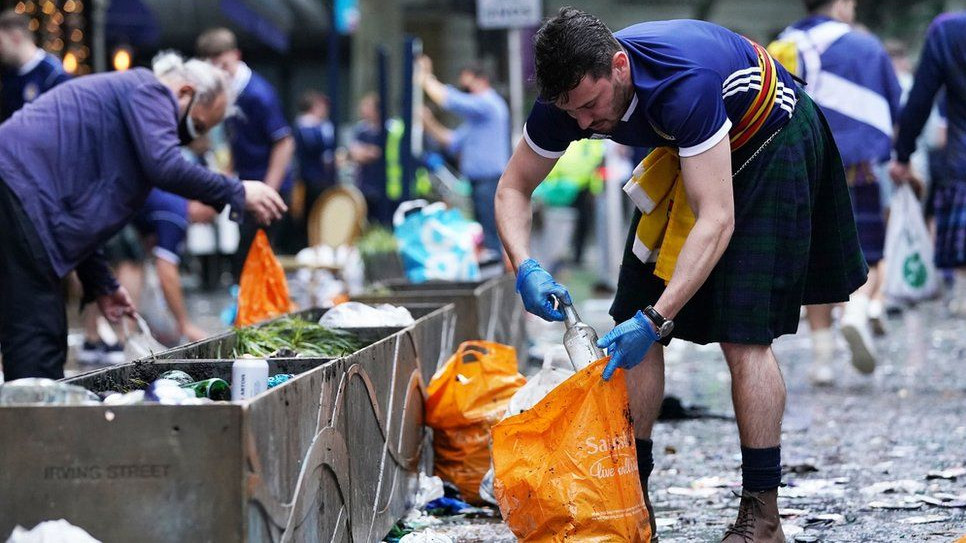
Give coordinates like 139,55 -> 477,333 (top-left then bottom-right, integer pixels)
515,258 -> 572,321
597,310 -> 660,381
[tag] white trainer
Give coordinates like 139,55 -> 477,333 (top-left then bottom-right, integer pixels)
841,296 -> 877,375
809,328 -> 836,386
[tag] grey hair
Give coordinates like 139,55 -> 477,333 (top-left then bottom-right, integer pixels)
152,50 -> 235,109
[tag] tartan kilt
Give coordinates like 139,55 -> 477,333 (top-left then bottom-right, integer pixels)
610,89 -> 868,345
933,180 -> 966,268
846,162 -> 886,266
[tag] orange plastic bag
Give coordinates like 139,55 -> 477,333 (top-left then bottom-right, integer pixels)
492,358 -> 650,542
235,230 -> 295,327
425,341 -> 526,504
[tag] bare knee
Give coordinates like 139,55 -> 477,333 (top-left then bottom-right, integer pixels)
720,343 -> 772,374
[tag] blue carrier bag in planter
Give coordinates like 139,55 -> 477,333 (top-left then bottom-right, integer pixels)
393,200 -> 481,283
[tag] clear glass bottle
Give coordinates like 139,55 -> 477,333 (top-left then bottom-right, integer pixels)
562,303 -> 604,371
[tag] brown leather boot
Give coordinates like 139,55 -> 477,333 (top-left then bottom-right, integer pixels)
721,488 -> 785,543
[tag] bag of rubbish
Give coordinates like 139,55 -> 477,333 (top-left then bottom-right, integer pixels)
425,341 -> 525,504
318,302 -> 414,328
478,345 -> 576,504
883,185 -> 939,302
5,519 -> 102,543
492,358 -> 651,542
236,230 -> 295,327
393,200 -> 481,283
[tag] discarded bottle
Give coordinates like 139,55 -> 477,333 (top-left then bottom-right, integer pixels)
181,378 -> 231,401
562,303 -> 605,371
159,370 -> 194,386
231,358 -> 269,401
0,378 -> 99,405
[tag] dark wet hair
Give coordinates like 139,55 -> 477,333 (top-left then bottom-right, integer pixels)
533,7 -> 621,103
461,61 -> 491,81
804,0 -> 835,13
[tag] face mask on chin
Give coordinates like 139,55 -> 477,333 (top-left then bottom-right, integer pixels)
177,93 -> 200,146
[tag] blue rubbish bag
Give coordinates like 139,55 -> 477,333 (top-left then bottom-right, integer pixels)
393,200 -> 481,283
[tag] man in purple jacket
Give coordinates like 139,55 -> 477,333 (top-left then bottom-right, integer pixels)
0,52 -> 287,381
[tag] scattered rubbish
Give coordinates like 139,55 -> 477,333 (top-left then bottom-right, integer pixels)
658,395 -> 732,421
779,508 -> 810,517
655,518 -> 679,528
690,476 -> 735,489
666,487 -> 720,499
868,499 -> 923,510
425,497 -> 472,516
318,302 -> 414,328
792,534 -> 818,543
398,533 -> 454,543
267,374 -> 295,389
782,525 -> 803,537
784,462 -> 820,475
898,515 -> 950,525
803,513 -> 846,527
5,519 -> 102,543
400,510 -> 442,531
781,478 -> 849,498
926,467 -> 966,481
860,480 -> 926,496
918,494 -> 966,508
412,474 -> 445,509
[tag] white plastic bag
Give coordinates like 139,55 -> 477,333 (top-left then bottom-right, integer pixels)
883,185 -> 939,302
5,519 -> 101,543
318,302 -> 415,328
122,314 -> 168,361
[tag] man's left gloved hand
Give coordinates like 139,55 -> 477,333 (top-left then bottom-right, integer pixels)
597,310 -> 659,381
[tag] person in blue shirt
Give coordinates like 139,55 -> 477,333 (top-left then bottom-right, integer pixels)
196,28 -> 295,280
350,92 -> 393,226
891,12 -> 966,304
0,10 -> 70,122
773,0 -> 902,386
496,9 -> 866,541
294,90 -> 337,245
0,51 -> 286,381
420,57 -> 510,262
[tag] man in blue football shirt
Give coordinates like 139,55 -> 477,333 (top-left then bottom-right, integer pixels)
197,28 -> 295,280
497,8 -> 866,541
773,0 -> 902,386
0,10 -> 69,122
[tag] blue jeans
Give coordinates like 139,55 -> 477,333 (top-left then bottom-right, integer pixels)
470,175 -> 502,254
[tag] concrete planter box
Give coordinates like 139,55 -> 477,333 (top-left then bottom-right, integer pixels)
0,304 -> 455,543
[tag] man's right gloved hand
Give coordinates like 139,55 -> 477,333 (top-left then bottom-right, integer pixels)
515,258 -> 572,322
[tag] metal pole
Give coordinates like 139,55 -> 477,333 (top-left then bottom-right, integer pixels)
507,27 -> 523,143
376,46 -> 389,193
327,0 -> 341,130
92,0 -> 110,73
400,36 -> 415,202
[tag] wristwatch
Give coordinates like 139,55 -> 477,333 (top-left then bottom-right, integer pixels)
643,305 -> 674,345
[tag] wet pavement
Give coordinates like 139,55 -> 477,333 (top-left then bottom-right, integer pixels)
408,291 -> 966,542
